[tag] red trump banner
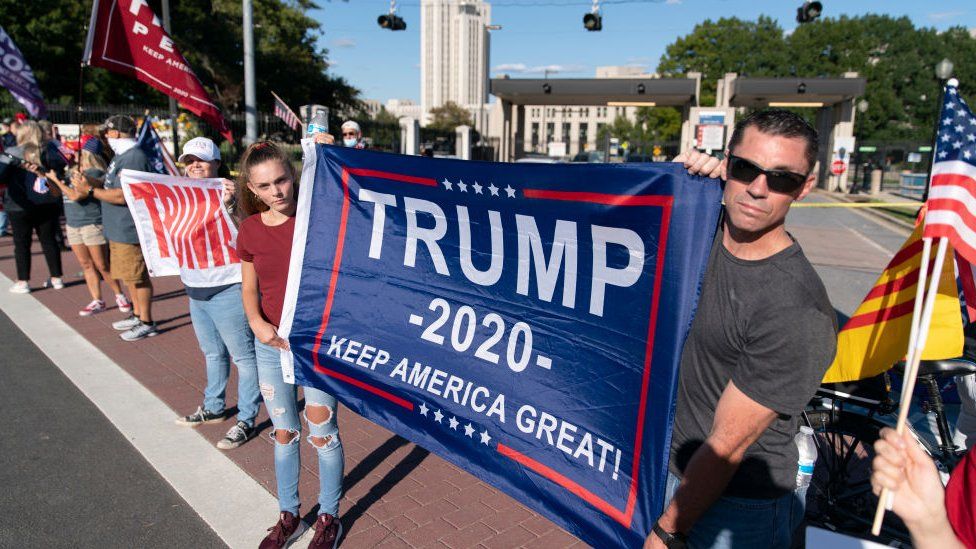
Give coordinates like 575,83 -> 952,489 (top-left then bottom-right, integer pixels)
83,0 -> 232,141
120,170 -> 241,286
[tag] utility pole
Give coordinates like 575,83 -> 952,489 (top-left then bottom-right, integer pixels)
243,0 -> 258,144
161,0 -> 179,151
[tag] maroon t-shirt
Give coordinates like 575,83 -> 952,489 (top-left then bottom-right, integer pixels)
236,214 -> 295,327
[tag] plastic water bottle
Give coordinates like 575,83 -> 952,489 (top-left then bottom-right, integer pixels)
795,426 -> 817,489
306,110 -> 329,136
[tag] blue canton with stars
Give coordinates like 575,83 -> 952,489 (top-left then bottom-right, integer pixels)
937,83 -> 976,166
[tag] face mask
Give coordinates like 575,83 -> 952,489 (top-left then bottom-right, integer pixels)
343,138 -> 358,147
107,137 -> 137,155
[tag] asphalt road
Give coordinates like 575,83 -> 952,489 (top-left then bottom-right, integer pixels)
0,310 -> 226,549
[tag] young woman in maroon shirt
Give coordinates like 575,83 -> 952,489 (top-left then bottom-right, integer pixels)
236,140 -> 344,549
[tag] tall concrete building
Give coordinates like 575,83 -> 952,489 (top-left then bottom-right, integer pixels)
420,0 -> 492,128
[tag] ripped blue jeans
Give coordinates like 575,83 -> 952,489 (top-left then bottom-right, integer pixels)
255,339 -> 344,516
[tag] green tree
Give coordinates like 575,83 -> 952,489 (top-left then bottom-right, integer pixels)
427,101 -> 473,132
655,14 -> 976,142
657,16 -> 789,105
0,0 -> 360,120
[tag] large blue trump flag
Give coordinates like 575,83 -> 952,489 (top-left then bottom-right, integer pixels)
279,142 -> 722,547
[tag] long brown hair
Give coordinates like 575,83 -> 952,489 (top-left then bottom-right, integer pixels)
236,141 -> 298,217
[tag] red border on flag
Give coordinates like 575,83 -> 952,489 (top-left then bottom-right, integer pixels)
309,169 -> 673,529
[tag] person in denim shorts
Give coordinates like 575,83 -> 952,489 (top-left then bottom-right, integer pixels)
45,139 -> 131,316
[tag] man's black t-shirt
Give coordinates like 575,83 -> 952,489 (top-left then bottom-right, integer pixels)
669,234 -> 837,499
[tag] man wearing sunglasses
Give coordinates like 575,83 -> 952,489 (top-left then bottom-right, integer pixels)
646,110 -> 837,549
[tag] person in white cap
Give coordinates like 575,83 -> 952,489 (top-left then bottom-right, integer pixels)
171,137 -> 261,451
340,120 -> 366,149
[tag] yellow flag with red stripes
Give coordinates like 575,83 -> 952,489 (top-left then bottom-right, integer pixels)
823,219 -> 964,383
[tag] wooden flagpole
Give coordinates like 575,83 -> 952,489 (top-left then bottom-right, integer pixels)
871,236 -> 950,535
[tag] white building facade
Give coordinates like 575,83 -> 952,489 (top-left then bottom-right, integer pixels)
420,0 -> 492,129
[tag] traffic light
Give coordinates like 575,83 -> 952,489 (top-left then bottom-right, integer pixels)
796,1 -> 823,23
378,13 -> 407,30
583,11 -> 602,31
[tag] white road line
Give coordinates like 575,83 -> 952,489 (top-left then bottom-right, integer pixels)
0,270 -> 315,549
844,225 -> 898,257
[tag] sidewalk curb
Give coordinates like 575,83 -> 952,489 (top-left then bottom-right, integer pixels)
0,269 -> 284,549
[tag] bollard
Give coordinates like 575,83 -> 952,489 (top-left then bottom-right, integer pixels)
870,169 -> 883,196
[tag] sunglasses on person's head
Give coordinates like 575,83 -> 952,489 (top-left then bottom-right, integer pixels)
727,154 -> 809,194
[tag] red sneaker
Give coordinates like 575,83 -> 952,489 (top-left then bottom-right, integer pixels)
309,514 -> 342,549
259,511 -> 306,549
115,294 -> 133,313
79,300 -> 106,316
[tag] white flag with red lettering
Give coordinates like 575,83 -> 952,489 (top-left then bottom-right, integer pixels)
120,170 -> 241,286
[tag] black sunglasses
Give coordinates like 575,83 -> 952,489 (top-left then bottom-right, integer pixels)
727,154 -> 808,194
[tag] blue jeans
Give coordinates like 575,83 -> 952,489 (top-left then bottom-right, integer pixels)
0,209 -> 8,234
664,471 -> 806,549
255,339 -> 344,516
188,284 -> 260,426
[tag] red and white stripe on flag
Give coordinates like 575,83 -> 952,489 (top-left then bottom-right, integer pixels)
926,160 -> 976,262
274,97 -> 301,131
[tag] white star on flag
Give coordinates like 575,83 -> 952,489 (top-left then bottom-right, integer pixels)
943,133 -> 952,142
464,423 -> 475,437
965,150 -> 973,160
488,183 -> 499,196
968,134 -> 975,142
458,180 -> 468,192
504,185 -> 516,198
472,181 -> 483,194
442,178 -> 453,190
939,150 -> 949,158
419,402 -> 429,416
480,430 -> 491,445
957,125 -> 966,133
945,117 -> 954,125
448,416 -> 459,430
433,409 -> 444,423
954,141 -> 963,149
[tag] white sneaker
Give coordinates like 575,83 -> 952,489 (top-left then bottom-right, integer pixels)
120,322 -> 158,342
8,281 -> 29,294
47,277 -> 64,290
112,315 -> 143,331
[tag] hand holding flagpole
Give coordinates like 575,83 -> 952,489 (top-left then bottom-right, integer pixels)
872,76 -> 976,535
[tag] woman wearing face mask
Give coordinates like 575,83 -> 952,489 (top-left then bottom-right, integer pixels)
171,137 -> 262,452
339,121 -> 366,149
42,138 -> 131,315
236,139 -> 345,549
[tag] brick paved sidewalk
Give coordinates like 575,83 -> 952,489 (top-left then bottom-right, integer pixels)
0,236 -> 583,548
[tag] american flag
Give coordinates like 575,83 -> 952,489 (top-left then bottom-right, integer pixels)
272,91 -> 301,131
924,82 -> 976,263
136,117 -> 179,176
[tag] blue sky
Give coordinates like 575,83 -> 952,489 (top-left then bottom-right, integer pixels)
308,0 -> 975,103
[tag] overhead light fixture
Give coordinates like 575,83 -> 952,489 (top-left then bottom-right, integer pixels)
378,0 -> 406,30
769,102 -> 825,107
796,1 -> 823,24
608,101 -> 656,107
583,0 -> 602,31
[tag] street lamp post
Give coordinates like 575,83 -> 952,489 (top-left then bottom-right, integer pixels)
923,58 -> 954,201
243,0 -> 258,145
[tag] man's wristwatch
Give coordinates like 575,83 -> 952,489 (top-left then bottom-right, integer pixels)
652,521 -> 688,549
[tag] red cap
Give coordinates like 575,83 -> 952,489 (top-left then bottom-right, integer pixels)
13,113 -> 27,123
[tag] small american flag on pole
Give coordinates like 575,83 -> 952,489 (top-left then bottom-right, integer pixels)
924,80 -> 976,259
272,91 -> 301,132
